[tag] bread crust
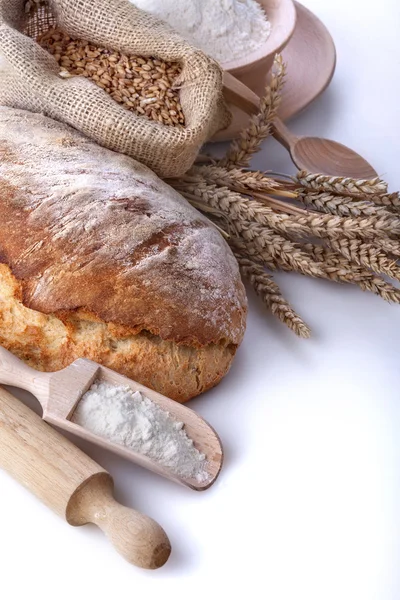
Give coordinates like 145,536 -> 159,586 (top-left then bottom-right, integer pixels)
0,264 -> 237,401
0,108 -> 247,400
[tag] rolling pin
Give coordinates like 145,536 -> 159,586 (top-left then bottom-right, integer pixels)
0,385 -> 171,569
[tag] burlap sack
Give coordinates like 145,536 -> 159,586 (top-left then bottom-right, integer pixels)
0,0 -> 231,178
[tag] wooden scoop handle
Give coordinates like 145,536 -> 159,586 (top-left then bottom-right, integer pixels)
0,386 -> 171,569
0,345 -> 48,397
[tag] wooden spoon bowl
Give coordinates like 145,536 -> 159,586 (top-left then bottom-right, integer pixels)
223,71 -> 378,178
273,118 -> 378,178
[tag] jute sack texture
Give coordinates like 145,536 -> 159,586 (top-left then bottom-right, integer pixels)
0,0 -> 231,178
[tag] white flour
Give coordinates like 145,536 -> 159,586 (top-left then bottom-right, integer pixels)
132,0 -> 272,64
73,381 -> 210,482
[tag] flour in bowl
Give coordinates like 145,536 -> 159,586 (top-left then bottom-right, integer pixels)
132,0 -> 272,64
72,381 -> 210,482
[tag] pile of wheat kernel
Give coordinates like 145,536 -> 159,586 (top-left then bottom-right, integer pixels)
36,28 -> 185,126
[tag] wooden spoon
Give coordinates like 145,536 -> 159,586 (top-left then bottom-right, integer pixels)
222,71 -> 378,179
0,346 -> 222,491
0,385 -> 171,569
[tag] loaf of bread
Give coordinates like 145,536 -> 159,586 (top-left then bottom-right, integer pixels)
0,108 -> 246,402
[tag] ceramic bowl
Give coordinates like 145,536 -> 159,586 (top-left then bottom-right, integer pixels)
222,0 -> 297,90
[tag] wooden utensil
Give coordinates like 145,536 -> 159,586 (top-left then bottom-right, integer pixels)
0,346 -> 222,491
222,0 -> 296,74
222,71 -> 378,179
0,385 -> 171,569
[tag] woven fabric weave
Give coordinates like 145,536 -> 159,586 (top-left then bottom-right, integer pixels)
0,0 -> 231,177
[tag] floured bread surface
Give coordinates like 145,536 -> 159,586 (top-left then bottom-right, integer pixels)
0,107 -> 247,400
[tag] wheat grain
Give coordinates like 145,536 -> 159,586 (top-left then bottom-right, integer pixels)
232,219 -> 325,278
375,237 -> 400,257
36,27 -> 184,126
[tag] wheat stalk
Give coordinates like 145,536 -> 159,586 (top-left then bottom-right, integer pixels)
219,56 -> 285,169
181,179 -> 400,242
233,253 -> 311,338
174,181 -> 318,276
249,192 -> 307,216
175,177 -> 400,280
168,56 -> 400,337
231,219 -> 325,278
228,233 -> 277,270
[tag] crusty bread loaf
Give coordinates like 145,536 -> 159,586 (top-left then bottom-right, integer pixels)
0,107 -> 246,401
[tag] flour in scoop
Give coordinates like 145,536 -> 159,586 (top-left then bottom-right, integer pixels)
132,0 -> 272,64
72,381 -> 210,483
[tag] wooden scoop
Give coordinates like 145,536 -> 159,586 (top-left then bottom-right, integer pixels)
223,71 -> 378,179
0,346 -> 222,491
0,385 -> 171,569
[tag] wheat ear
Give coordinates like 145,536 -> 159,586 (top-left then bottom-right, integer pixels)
228,236 -> 276,270
296,171 -> 389,196
231,219 -> 325,278
189,165 -> 285,194
219,55 -> 285,169
282,212 -> 400,242
182,179 -> 400,242
297,190 -> 392,218
175,180 -> 329,278
234,253 -> 311,338
375,237 -> 400,257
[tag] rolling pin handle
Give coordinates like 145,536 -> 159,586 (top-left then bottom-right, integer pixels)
0,387 -> 170,569
67,474 -> 171,569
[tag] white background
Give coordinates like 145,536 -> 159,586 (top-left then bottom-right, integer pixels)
1,1 -> 400,599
